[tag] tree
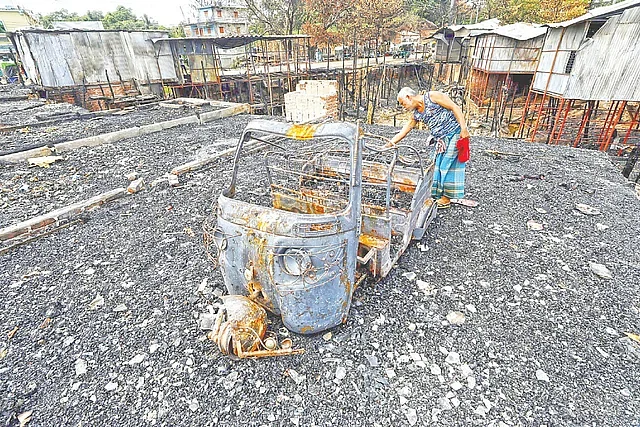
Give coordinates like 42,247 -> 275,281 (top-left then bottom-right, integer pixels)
103,6 -> 148,30
409,0 -> 452,27
39,9 -> 82,28
484,0 -> 589,24
243,0 -> 305,35
352,0 -> 405,44
301,0 -> 355,45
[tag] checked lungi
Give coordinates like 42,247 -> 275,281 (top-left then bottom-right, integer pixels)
432,131 -> 465,199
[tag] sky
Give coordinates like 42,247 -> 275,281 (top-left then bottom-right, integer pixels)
5,0 -> 192,26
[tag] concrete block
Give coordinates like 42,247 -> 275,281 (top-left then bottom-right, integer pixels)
127,178 -> 145,194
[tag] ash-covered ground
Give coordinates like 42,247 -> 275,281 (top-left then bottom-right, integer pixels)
1,105 -> 639,427
0,92 -> 222,153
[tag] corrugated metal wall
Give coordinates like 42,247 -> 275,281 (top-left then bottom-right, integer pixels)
532,23 -> 586,95
12,30 -> 177,89
473,34 -> 543,74
564,8 -> 640,101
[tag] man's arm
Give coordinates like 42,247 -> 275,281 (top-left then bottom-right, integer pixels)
387,118 -> 417,147
429,91 -> 470,139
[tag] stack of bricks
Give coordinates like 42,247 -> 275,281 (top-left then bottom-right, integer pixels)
284,80 -> 338,123
48,81 -> 138,112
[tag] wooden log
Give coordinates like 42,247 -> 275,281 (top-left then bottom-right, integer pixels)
0,188 -> 127,242
170,140 -> 258,176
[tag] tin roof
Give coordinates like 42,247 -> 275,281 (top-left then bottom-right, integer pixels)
492,23 -> 547,40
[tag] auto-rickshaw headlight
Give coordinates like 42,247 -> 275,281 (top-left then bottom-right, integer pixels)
282,248 -> 312,276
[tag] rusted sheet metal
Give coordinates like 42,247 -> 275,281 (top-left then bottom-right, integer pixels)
207,295 -> 304,358
9,29 -> 176,89
204,119 -> 436,338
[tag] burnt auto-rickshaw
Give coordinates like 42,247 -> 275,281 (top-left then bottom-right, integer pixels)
204,119 -> 436,357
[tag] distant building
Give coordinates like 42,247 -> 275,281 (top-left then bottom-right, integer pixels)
0,7 -> 37,55
184,1 -> 250,37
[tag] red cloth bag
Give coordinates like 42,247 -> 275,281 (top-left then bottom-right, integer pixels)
456,136 -> 470,163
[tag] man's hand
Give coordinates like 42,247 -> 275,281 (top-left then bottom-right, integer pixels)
459,128 -> 470,139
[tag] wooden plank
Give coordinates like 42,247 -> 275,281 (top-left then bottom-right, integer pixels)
0,188 -> 127,242
170,141 -> 258,176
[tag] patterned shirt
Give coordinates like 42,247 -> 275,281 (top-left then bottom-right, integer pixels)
413,93 -> 461,138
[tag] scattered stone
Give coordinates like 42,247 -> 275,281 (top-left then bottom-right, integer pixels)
526,220 -> 544,231
605,327 -> 618,336
322,332 -> 332,341
513,284 -> 523,293
467,376 -> 477,389
385,368 -> 396,379
460,364 -> 473,378
288,369 -> 306,385
536,369 -> 550,382
430,363 -> 442,375
405,407 -> 418,426
474,405 -> 487,417
416,280 -> 434,295
197,278 -> 209,293
446,311 -> 465,325
127,178 -> 145,194
621,388 -> 631,397
450,381 -> 463,391
198,312 -> 216,331
167,173 -> 180,187
88,294 -> 104,310
223,371 -> 239,390
125,172 -> 139,181
113,304 -> 128,312
402,271 -> 417,281
335,366 -> 347,380
365,354 -> 379,367
105,382 -> 118,392
589,262 -> 613,280
438,397 -> 452,410
149,343 -> 160,354
129,354 -> 145,365
445,352 -> 460,365
188,399 -> 200,412
595,223 -> 610,231
595,346 -> 610,358
575,203 -> 601,215
75,359 -> 87,376
465,304 -> 477,313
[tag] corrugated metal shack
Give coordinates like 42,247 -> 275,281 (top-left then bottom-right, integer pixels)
430,18 -> 500,84
519,0 -> 640,163
153,35 -> 317,113
466,22 -> 547,129
9,29 -> 177,110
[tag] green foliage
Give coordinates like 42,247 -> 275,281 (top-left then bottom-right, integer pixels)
168,26 -> 186,38
409,0 -> 451,27
39,6 -> 169,31
103,6 -> 153,30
